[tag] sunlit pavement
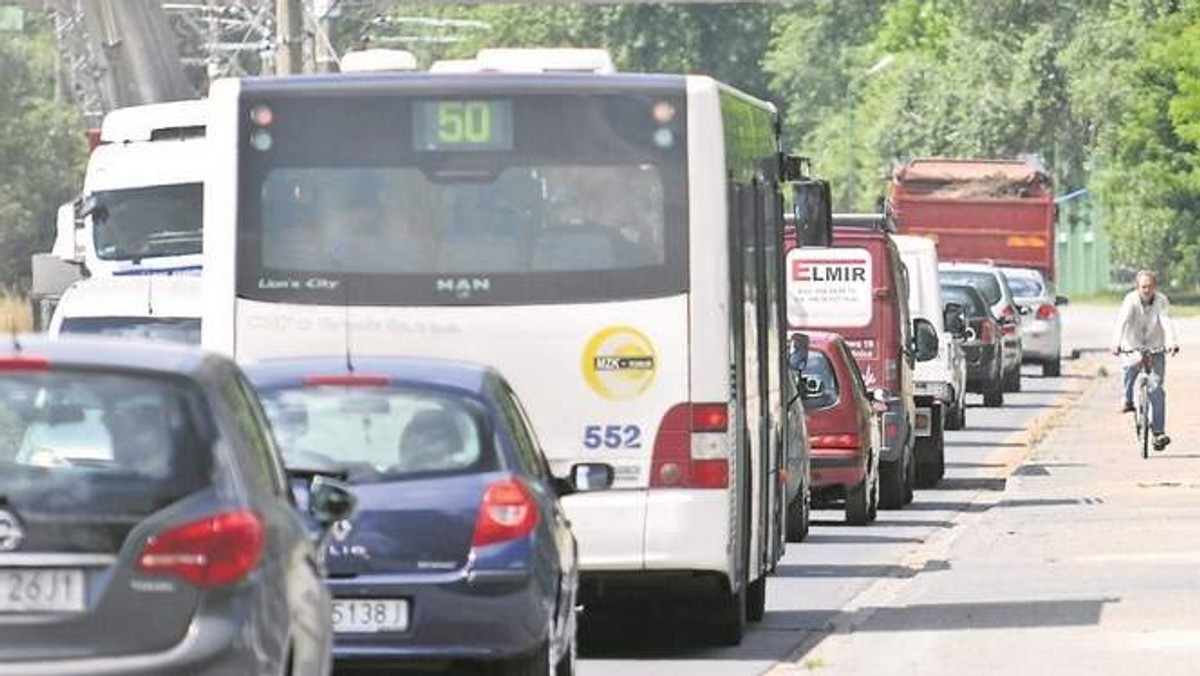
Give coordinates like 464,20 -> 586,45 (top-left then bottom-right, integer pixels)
579,305 -> 1200,676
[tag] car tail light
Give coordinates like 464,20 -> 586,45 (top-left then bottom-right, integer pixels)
979,320 -> 995,344
1036,304 -> 1056,320
303,374 -> 390,387
136,511 -> 264,589
0,357 -> 50,372
810,434 -> 860,449
472,478 -> 539,548
650,403 -> 730,489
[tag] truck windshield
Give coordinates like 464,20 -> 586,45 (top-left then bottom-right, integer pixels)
92,183 -> 203,261
59,317 -> 201,345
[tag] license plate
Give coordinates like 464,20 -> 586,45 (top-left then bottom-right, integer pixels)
332,599 -> 409,633
0,569 -> 86,613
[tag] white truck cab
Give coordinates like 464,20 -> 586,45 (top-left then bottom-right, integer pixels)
48,276 -> 201,345
893,235 -> 967,486
32,100 -> 206,328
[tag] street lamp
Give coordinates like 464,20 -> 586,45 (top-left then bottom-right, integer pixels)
845,54 -> 895,209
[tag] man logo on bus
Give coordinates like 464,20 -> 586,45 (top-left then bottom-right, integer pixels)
582,326 -> 657,401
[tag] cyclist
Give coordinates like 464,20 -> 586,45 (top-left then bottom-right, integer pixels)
1112,269 -> 1179,450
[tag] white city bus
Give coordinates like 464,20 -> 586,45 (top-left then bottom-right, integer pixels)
203,72 -> 806,643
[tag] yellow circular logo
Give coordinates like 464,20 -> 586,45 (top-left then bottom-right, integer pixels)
581,326 -> 658,401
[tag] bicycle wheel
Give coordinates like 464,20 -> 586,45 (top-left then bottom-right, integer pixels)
1140,403 -> 1150,459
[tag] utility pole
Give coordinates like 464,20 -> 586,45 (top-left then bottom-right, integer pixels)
275,0 -> 303,75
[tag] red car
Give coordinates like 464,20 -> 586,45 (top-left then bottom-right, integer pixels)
798,331 -> 882,525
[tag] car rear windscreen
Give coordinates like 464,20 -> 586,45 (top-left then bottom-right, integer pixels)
236,89 -> 688,306
940,270 -> 1002,306
258,385 -> 496,483
0,370 -> 212,553
1004,275 -> 1044,298
941,284 -> 988,316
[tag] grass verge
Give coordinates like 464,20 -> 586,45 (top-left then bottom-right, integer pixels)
0,292 -> 32,333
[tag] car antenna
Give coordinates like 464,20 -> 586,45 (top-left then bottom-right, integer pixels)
146,274 -> 156,316
329,245 -> 354,374
9,315 -> 20,354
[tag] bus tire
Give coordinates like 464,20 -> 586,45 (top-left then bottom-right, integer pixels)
746,575 -> 767,623
878,458 -> 905,510
706,586 -> 746,646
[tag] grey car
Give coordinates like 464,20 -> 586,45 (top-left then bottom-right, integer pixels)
1000,266 -> 1068,377
0,336 -> 353,675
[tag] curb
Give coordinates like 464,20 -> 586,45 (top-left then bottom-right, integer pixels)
761,358 -> 1108,675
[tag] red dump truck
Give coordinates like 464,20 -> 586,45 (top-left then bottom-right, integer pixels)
887,158 -> 1055,280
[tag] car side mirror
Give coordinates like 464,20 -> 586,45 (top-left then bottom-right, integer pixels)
569,463 -> 615,493
911,317 -> 939,362
1017,304 -> 1032,316
76,194 -> 106,223
871,388 -> 888,404
942,302 -> 967,337
1055,295 -> 1069,306
788,333 -> 810,373
307,475 -> 357,529
801,375 -> 824,398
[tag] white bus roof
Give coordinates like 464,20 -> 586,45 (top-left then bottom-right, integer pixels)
53,276 -> 202,320
470,48 -> 616,74
340,49 -> 419,73
100,100 -> 207,143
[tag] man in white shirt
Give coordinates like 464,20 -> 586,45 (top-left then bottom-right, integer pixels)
1111,270 -> 1179,450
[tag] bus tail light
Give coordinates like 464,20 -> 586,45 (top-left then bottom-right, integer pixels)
651,403 -> 730,490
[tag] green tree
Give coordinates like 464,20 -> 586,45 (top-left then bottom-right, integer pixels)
0,18 -> 87,289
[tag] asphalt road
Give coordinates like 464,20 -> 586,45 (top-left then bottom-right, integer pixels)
578,305 -> 1111,676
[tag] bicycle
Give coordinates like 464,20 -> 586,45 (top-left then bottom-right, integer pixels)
1118,347 -> 1171,458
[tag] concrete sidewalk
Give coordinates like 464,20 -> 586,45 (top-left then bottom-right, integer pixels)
770,313 -> 1200,675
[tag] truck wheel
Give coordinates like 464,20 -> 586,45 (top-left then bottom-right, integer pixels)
915,410 -> 945,488
902,444 -> 916,505
879,458 -> 905,510
1043,357 -> 1061,377
1003,364 -> 1021,392
944,400 -> 964,431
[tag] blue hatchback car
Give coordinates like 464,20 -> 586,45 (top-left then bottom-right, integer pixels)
245,357 -> 608,675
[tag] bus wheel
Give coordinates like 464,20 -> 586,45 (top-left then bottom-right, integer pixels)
705,586 -> 746,646
878,459 -> 905,510
746,575 -> 767,623
786,482 -> 810,542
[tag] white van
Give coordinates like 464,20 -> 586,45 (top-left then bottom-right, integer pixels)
893,235 -> 967,485
49,276 -> 201,345
31,100 -> 206,327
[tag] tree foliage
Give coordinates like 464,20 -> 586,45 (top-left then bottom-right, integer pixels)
0,18 -> 87,289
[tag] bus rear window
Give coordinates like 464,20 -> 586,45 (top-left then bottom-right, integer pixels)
236,90 -> 688,306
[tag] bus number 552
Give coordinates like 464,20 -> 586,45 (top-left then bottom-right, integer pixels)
583,425 -> 642,449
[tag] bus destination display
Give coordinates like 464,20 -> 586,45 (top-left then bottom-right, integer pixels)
413,100 -> 514,152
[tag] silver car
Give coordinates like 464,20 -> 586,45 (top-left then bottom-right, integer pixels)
1001,266 -> 1067,377
0,336 -> 353,675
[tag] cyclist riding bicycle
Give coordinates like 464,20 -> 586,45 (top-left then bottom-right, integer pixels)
1112,270 -> 1180,451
